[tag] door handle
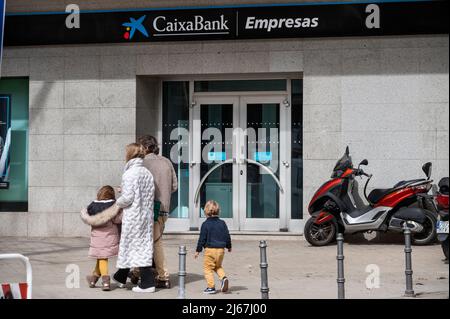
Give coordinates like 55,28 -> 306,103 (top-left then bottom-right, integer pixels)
282,161 -> 290,168
194,159 -> 234,206
244,158 -> 284,193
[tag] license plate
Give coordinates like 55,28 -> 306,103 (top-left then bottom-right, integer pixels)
436,221 -> 449,234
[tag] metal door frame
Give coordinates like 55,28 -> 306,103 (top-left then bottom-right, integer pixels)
239,95 -> 289,231
191,93 -> 289,231
191,96 -> 240,230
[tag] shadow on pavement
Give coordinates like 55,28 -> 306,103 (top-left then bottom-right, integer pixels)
227,285 -> 248,293
169,273 -> 204,288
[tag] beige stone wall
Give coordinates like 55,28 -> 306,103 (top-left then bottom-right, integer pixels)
0,35 -> 448,236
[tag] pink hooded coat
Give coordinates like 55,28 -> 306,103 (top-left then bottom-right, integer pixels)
80,204 -> 123,259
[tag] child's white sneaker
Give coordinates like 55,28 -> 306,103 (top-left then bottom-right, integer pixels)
132,286 -> 156,293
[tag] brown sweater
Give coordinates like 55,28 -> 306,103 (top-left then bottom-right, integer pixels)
142,153 -> 178,213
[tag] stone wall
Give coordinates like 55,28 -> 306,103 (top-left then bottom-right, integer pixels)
0,35 -> 448,236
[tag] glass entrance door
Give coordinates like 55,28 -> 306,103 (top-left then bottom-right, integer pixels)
239,96 -> 287,231
192,96 -> 240,230
192,95 -> 288,231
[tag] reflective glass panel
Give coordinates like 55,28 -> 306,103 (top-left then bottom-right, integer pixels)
246,103 -> 280,219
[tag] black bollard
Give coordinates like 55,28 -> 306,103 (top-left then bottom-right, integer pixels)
259,240 -> 269,299
336,233 -> 345,299
403,223 -> 415,297
177,245 -> 187,299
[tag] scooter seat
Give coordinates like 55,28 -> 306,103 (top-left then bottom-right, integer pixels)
369,179 -> 428,203
368,188 -> 395,203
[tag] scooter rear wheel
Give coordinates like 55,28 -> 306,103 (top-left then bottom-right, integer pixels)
304,216 -> 337,246
410,210 -> 437,245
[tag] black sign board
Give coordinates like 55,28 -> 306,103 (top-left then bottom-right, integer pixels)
4,1 -> 449,46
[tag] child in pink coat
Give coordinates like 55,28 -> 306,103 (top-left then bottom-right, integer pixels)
80,185 -> 122,291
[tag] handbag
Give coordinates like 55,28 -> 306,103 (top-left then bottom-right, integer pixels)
154,200 -> 161,222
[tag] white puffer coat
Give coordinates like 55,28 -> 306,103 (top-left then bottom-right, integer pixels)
116,158 -> 154,269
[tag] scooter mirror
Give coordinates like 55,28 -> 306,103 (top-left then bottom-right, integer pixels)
359,159 -> 369,166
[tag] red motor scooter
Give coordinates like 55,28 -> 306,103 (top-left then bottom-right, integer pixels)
305,147 -> 436,246
434,178 -> 449,262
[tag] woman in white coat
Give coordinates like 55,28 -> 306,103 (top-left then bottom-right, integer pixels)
112,143 -> 156,293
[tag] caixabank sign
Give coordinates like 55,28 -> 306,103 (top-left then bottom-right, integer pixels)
3,0 -> 449,46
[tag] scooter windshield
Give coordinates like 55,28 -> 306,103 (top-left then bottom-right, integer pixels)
331,150 -> 353,178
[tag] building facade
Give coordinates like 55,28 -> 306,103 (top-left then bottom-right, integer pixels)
0,0 -> 448,236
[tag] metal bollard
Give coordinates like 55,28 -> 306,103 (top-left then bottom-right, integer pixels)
403,223 -> 415,297
336,233 -> 345,299
177,245 -> 187,299
259,240 -> 269,299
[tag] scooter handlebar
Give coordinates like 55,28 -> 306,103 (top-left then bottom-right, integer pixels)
355,168 -> 370,178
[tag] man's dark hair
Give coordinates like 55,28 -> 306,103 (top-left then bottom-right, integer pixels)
137,135 -> 160,155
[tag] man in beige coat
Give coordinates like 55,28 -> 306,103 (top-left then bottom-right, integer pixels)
138,135 -> 178,288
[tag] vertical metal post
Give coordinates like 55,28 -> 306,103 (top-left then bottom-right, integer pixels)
259,240 -> 269,299
403,223 -> 415,297
336,233 -> 345,299
177,245 -> 187,299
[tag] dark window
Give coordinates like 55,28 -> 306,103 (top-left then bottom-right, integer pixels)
0,78 -> 29,212
194,79 -> 287,92
162,81 -> 190,218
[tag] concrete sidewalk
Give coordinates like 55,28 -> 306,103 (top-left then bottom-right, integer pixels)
0,236 -> 448,299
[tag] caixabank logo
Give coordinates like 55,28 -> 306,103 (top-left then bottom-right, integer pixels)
122,15 -> 150,40
122,13 -> 232,40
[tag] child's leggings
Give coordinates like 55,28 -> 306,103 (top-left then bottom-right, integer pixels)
93,259 -> 108,276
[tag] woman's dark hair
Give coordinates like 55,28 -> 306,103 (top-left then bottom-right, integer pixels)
137,135 -> 160,155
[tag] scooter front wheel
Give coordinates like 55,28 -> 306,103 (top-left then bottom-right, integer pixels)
304,216 -> 337,246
